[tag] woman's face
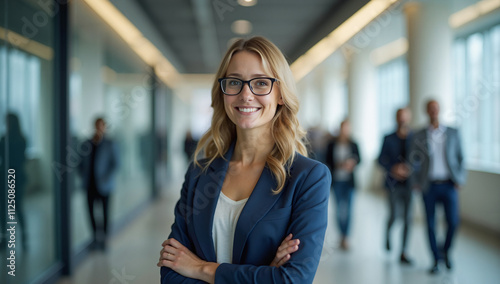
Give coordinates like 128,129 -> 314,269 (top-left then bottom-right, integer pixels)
223,51 -> 283,133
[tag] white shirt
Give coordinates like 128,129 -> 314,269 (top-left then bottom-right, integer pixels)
212,191 -> 248,264
334,143 -> 351,181
427,125 -> 450,180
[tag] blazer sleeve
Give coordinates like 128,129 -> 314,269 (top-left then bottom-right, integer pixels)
325,142 -> 333,171
352,142 -> 361,164
214,163 -> 331,284
408,133 -> 422,190
104,141 -> 120,182
453,129 -> 467,185
378,136 -> 392,172
77,140 -> 88,175
160,164 -> 205,284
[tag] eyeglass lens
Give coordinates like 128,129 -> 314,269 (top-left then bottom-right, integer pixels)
221,78 -> 273,95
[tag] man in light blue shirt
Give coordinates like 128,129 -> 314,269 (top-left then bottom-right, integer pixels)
409,100 -> 467,274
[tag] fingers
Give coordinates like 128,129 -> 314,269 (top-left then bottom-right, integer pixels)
160,246 -> 177,257
167,238 -> 182,248
276,254 -> 291,267
276,241 -> 299,260
158,238 -> 181,267
162,238 -> 181,248
270,235 -> 300,267
278,240 -> 299,255
157,251 -> 172,267
282,233 -> 293,244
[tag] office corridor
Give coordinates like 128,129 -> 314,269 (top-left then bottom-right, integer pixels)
3,1 -> 500,283
56,181 -> 500,284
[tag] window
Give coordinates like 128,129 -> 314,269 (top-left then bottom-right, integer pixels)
453,24 -> 500,172
0,48 -> 41,158
376,57 -> 409,140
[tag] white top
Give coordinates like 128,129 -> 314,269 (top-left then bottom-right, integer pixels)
212,191 -> 248,264
334,143 -> 351,181
427,125 -> 450,180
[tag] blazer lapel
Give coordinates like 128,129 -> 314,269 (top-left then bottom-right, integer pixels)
421,130 -> 430,156
192,145 -> 234,262
444,127 -> 452,162
232,165 -> 284,264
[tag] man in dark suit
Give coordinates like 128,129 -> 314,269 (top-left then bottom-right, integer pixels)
409,100 -> 467,274
378,108 -> 413,264
78,118 -> 119,249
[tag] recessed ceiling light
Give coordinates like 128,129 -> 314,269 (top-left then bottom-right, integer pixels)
231,20 -> 252,35
238,0 -> 257,7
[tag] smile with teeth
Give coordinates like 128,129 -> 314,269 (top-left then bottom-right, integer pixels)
237,107 -> 260,113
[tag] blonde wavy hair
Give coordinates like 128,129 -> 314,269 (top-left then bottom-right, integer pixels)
194,36 -> 308,194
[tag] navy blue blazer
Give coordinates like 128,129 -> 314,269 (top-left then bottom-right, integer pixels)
161,144 -> 331,283
78,138 -> 119,195
377,131 -> 413,190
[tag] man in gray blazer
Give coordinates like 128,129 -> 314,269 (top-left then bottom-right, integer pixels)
409,100 -> 466,274
78,118 -> 119,250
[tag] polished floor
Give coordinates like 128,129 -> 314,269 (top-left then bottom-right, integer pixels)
57,184 -> 500,284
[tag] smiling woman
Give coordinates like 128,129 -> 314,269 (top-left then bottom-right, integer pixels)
158,37 -> 331,284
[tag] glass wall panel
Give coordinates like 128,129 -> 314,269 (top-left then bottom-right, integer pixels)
453,24 -> 500,172
0,0 -> 56,283
69,0 -> 153,252
155,83 -> 171,193
376,57 -> 409,140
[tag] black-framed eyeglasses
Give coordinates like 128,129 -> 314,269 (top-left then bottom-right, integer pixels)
218,77 -> 278,96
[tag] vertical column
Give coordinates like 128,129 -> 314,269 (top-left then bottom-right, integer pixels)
323,52 -> 348,133
313,64 -> 326,129
151,68 -> 158,198
79,27 -> 105,133
405,1 -> 453,127
54,0 -> 71,275
347,48 -> 378,190
296,73 -> 318,129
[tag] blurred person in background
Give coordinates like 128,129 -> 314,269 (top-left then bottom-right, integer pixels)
325,119 -> 361,250
306,125 -> 329,163
409,100 -> 466,274
157,36 -> 331,284
183,130 -> 198,161
378,108 -> 413,264
0,113 -> 28,249
78,117 -> 119,250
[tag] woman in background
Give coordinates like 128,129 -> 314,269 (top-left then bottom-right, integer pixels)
326,119 -> 361,250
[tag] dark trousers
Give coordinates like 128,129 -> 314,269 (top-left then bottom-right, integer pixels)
386,184 -> 412,253
423,181 -> 459,261
87,183 -> 110,240
332,181 -> 354,237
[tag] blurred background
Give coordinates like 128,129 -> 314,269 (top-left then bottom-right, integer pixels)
0,0 -> 499,283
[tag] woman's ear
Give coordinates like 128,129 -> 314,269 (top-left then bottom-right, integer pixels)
278,96 -> 284,105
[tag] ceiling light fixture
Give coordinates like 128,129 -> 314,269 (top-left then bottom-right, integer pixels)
83,0 -> 181,88
231,20 -> 252,35
238,0 -> 257,7
449,0 -> 500,28
290,0 -> 399,81
0,27 -> 53,60
370,38 -> 408,66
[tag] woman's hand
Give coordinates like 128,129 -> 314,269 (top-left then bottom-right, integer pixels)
342,158 -> 357,172
157,238 -> 219,283
270,233 -> 300,267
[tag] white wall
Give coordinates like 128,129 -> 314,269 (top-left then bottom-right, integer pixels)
166,75 -> 214,186
460,170 -> 500,234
